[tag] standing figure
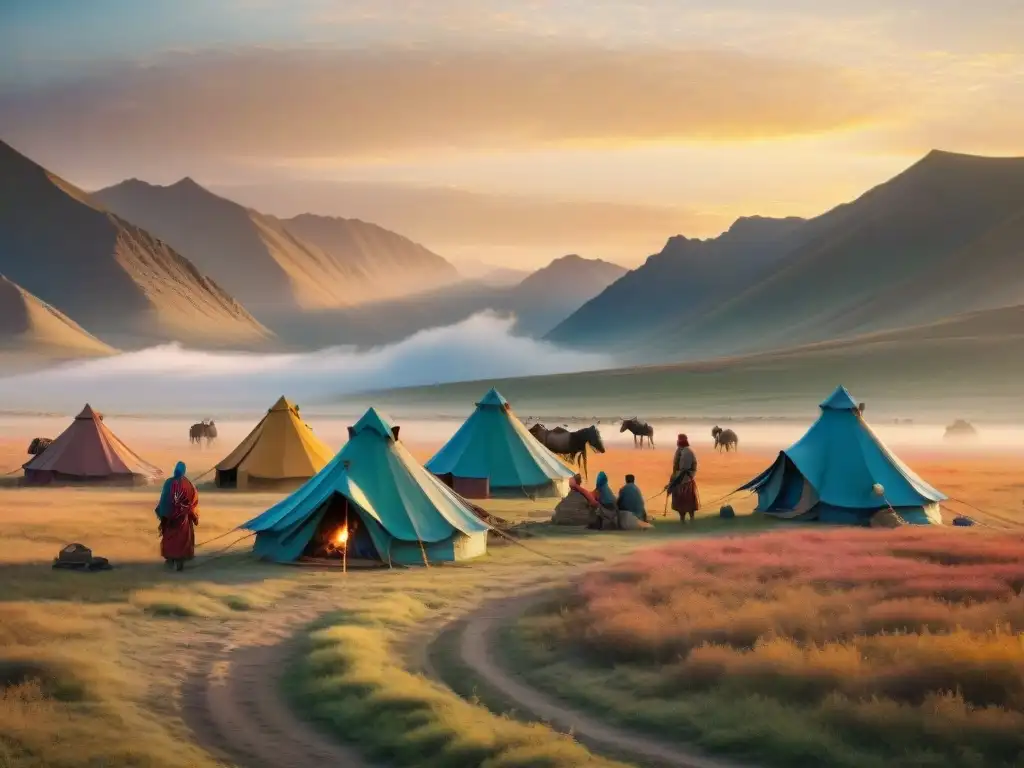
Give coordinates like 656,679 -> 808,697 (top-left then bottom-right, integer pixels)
155,461 -> 200,571
668,434 -> 700,522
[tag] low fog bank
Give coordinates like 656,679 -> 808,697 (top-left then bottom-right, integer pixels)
0,313 -> 610,416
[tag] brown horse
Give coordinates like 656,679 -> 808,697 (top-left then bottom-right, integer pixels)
528,423 -> 605,479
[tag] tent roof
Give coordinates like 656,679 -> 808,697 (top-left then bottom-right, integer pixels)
76,404 -> 102,420
425,389 -> 574,489
269,395 -> 297,412
215,396 -> 333,480
23,404 -> 162,480
243,407 -> 488,546
741,387 -> 945,509
820,385 -> 859,411
353,407 -> 395,439
476,388 -> 508,408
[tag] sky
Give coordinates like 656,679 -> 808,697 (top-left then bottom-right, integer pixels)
1,0 -> 1022,268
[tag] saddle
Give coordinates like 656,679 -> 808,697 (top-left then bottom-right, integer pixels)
52,543 -> 113,571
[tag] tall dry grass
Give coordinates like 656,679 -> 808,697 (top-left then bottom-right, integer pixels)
513,529 -> 1024,767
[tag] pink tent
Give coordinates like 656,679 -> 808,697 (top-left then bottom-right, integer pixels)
22,404 -> 163,485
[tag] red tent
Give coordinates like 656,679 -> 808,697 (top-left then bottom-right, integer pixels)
22,404 -> 163,485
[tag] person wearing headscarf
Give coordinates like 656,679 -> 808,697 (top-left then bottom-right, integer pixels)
668,434 -> 700,522
155,461 -> 200,571
586,471 -> 621,530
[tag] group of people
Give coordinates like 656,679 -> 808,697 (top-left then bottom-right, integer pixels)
566,432 -> 700,530
152,433 -> 700,570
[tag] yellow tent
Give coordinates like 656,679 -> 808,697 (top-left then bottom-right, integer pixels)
214,396 -> 334,490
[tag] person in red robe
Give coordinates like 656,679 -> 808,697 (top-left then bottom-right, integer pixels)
155,461 -> 199,571
668,434 -> 700,522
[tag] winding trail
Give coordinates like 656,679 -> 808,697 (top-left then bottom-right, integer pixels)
180,603 -> 377,768
432,592 -> 750,768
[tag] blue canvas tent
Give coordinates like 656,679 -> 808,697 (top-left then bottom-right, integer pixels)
425,388 -> 575,498
739,386 -> 945,526
241,408 -> 490,565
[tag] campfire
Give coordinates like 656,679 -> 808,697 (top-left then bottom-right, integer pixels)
326,526 -> 349,554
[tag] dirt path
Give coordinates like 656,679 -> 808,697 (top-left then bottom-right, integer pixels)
180,603 -> 378,768
435,592 -> 750,768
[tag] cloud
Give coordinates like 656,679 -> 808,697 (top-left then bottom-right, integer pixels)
0,45 -> 893,169
0,312 -> 611,414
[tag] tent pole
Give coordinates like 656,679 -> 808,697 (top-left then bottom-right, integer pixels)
343,502 -> 348,575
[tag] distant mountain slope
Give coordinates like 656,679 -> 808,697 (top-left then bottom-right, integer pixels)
0,141 -> 269,348
270,254 -> 627,347
548,216 -> 805,349
506,254 -> 627,336
0,275 -> 115,358
551,151 -> 1024,359
282,213 -> 458,300
360,303 -> 1024,422
93,179 -> 458,315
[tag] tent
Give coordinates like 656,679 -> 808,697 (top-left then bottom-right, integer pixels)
22,404 -> 162,486
241,407 -> 489,565
425,388 -> 574,498
739,386 -> 945,526
214,396 -> 333,489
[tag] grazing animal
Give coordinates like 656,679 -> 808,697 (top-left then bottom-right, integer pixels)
26,437 -> 53,455
711,426 -> 739,452
189,420 -> 218,447
529,423 -> 605,479
620,417 -> 655,448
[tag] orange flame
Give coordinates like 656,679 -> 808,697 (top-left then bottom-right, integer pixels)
334,527 -> 349,546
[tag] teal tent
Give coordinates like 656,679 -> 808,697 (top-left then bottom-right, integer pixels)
426,388 -> 575,498
241,408 -> 490,565
739,386 -> 945,526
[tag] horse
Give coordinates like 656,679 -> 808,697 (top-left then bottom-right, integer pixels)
189,420 -> 218,447
529,423 -> 605,479
711,426 -> 738,452
26,437 -> 53,455
620,417 -> 654,448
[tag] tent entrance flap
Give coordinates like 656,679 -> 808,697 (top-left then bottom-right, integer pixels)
302,494 -> 381,563
216,468 -> 238,488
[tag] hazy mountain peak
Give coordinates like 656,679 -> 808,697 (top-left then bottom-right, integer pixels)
0,141 -> 269,348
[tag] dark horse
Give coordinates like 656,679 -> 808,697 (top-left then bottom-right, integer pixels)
27,437 -> 53,455
189,420 -> 218,447
620,417 -> 654,448
528,423 -> 605,479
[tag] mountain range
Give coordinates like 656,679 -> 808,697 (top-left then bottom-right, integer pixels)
267,254 -> 628,347
92,178 -> 458,316
0,140 -> 268,350
550,151 -> 1024,360
0,138 -> 627,358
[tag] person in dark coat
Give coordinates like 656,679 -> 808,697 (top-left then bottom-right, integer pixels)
616,474 -> 647,522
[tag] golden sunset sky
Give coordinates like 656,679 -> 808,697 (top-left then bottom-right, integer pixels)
1,0 -> 1021,268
